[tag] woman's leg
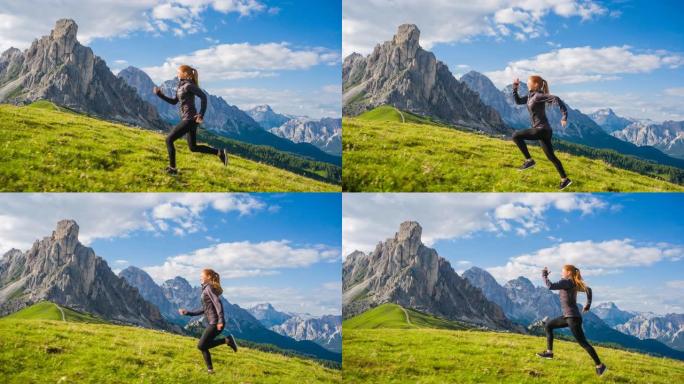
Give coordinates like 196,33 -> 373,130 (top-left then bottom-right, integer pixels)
197,325 -> 222,370
539,131 -> 567,178
567,317 -> 602,365
166,121 -> 192,168
187,124 -> 219,156
545,316 -> 569,351
512,128 -> 540,159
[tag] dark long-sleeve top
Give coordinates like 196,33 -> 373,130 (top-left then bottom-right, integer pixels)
542,270 -> 592,318
155,78 -> 207,121
513,88 -> 568,130
185,283 -> 225,325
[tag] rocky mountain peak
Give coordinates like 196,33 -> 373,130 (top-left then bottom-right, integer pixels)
396,221 -> 422,243
505,276 -> 535,292
393,24 -> 420,57
53,219 -> 79,241
51,19 -> 78,42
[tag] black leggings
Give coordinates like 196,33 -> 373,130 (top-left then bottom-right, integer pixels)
512,127 -> 567,178
166,119 -> 219,168
197,324 -> 227,370
545,316 -> 601,365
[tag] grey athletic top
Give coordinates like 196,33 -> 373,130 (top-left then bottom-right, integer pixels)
155,78 -> 207,121
513,88 -> 568,130
542,270 -> 592,318
186,283 -> 225,325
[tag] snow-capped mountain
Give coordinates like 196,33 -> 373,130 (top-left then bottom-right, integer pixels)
269,117 -> 342,156
588,108 -> 634,133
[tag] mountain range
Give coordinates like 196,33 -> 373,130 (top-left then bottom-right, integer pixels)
342,24 -> 509,135
342,221 -> 519,331
461,267 -> 684,359
0,19 -> 166,130
118,266 -> 341,361
247,303 -> 342,353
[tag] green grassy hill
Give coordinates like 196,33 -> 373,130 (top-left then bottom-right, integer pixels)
0,101 -> 338,192
3,301 -> 105,323
343,305 -> 684,383
343,107 -> 684,192
0,302 -> 340,383
343,303 -> 470,330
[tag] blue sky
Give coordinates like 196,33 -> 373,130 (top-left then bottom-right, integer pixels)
343,193 -> 684,314
0,0 -> 341,118
343,0 -> 684,121
0,193 -> 341,316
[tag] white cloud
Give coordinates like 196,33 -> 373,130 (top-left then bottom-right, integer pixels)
666,280 -> 684,289
664,87 -> 684,97
207,85 -> 341,119
0,193 -> 267,254
143,42 -> 339,83
222,282 -> 341,316
563,89 -> 684,122
0,0 -> 270,52
342,193 -> 608,257
487,239 -> 684,284
114,259 -> 129,265
342,0 -> 608,56
143,240 -> 340,283
485,46 -> 684,87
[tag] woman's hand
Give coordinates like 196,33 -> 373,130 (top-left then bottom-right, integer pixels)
217,323 -> 224,331
153,86 -> 160,95
583,305 -> 590,313
178,308 -> 188,315
561,119 -> 567,128
542,267 -> 550,277
195,115 -> 203,124
512,78 -> 520,90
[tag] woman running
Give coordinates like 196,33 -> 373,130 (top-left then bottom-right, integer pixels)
179,268 -> 238,374
538,265 -> 607,376
153,65 -> 228,175
512,76 -> 572,190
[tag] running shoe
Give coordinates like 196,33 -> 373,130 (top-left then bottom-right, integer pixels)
207,369 -> 214,374
219,149 -> 229,166
536,351 -> 554,359
559,178 -> 573,190
165,166 -> 178,175
518,159 -> 536,171
226,334 -> 238,352
596,364 -> 607,376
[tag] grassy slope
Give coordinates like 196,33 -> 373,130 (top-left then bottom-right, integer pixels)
4,301 -> 105,323
0,101 -> 337,192
343,109 -> 684,192
343,303 -> 469,330
0,303 -> 340,384
343,305 -> 684,383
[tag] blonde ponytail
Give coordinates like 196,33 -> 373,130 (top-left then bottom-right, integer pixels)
202,268 -> 223,295
529,75 -> 550,94
563,264 -> 587,293
178,65 -> 199,86
191,68 -> 199,87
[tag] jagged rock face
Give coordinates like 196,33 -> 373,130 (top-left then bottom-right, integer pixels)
119,266 -> 177,319
588,108 -> 633,133
463,267 -> 561,325
246,105 -> 292,129
0,19 -> 167,130
342,221 -> 517,330
461,71 -> 529,129
269,117 -> 342,155
342,24 -> 509,134
0,220 -> 172,330
247,303 -> 293,328
617,313 -> 684,351
591,302 -> 637,327
612,120 -> 684,159
271,314 -> 342,353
